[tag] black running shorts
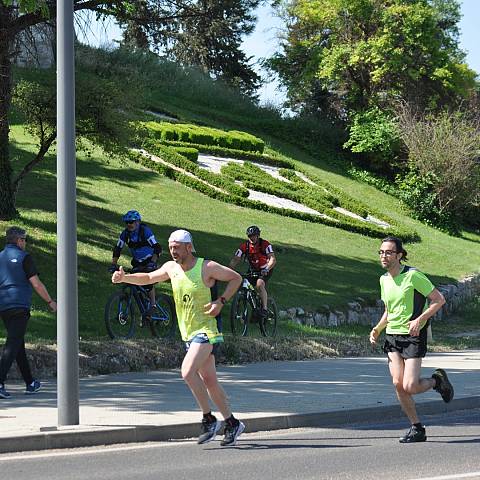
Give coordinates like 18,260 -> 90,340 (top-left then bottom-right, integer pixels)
383,327 -> 428,359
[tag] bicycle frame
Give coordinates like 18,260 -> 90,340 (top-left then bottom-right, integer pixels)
241,277 -> 262,313
123,284 -> 170,323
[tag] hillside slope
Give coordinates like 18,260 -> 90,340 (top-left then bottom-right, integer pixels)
2,50 -> 479,340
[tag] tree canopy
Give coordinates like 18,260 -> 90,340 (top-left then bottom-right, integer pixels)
268,0 -> 477,118
122,0 -> 262,96
0,0 -> 263,219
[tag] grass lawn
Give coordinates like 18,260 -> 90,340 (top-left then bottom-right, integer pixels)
1,98 -> 479,342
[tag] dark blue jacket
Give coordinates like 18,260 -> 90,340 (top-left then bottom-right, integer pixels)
113,223 -> 162,262
0,245 -> 33,312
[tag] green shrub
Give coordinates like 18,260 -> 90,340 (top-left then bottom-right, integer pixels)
396,170 -> 457,234
162,140 -> 294,168
344,107 -> 401,173
171,146 -> 199,162
132,148 -> 418,241
142,141 -> 249,198
140,121 -> 265,153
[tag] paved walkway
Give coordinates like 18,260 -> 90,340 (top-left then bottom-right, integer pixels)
1,351 -> 479,453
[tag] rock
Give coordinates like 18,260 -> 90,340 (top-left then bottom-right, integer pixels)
347,310 -> 359,324
375,299 -> 384,308
328,312 -> 338,327
334,310 -> 346,325
304,314 -> 314,327
296,307 -> 305,316
347,302 -> 361,312
279,310 -> 289,320
314,313 -> 328,327
286,307 -> 297,319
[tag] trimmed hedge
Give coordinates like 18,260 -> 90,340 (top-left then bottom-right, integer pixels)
161,140 -> 295,168
130,133 -> 419,242
130,148 -> 418,240
141,140 -> 249,198
141,121 -> 265,153
171,146 -> 199,162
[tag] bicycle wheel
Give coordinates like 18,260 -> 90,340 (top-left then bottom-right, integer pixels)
260,296 -> 278,337
104,289 -> 137,339
230,290 -> 250,336
149,293 -> 177,338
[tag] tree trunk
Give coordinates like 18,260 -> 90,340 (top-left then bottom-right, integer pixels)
0,5 -> 16,220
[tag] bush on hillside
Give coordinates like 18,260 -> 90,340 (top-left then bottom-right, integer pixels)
141,121 -> 265,153
161,140 -> 295,168
133,146 -> 419,241
396,107 -> 480,232
343,107 -> 402,174
171,146 -> 199,162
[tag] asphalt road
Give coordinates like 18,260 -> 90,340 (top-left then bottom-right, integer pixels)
2,409 -> 480,480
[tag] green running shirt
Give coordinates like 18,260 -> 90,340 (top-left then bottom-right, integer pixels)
380,265 -> 435,335
170,257 -> 224,343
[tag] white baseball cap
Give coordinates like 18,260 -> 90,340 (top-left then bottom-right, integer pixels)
168,229 -> 196,252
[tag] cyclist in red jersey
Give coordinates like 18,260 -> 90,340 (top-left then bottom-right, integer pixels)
229,226 -> 276,320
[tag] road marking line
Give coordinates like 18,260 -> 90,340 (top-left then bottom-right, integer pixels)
0,440 -> 194,462
410,473 -> 480,480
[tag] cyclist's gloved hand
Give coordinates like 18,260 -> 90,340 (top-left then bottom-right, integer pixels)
108,264 -> 119,273
261,267 -> 269,276
146,261 -> 158,272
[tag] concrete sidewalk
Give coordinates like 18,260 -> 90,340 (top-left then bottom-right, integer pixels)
1,351 -> 480,453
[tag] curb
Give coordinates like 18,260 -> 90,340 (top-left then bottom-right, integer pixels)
1,395 -> 479,454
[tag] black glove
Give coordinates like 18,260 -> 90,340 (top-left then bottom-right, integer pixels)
146,261 -> 158,272
108,264 -> 119,273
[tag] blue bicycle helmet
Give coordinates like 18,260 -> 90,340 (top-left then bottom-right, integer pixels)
122,210 -> 141,222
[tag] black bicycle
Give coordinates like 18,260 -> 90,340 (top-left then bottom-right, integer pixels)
105,268 -> 177,339
230,273 -> 278,337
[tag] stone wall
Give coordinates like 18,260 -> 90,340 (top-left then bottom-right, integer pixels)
280,273 -> 480,328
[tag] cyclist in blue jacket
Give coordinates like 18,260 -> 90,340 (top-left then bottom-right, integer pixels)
110,210 -> 162,309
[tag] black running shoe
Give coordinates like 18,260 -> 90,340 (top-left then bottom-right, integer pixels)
197,418 -> 222,444
432,368 -> 454,403
220,420 -> 245,446
399,425 -> 427,443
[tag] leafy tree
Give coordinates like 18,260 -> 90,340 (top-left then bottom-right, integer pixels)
122,0 -> 262,96
269,0 -> 477,118
0,0 -> 261,219
11,64 -> 132,203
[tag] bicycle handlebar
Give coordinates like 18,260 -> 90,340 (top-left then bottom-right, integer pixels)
108,265 -> 158,275
242,271 -> 267,279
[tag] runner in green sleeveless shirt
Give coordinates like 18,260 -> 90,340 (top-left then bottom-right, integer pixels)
170,254 -> 224,344
369,236 -> 453,444
112,229 -> 245,446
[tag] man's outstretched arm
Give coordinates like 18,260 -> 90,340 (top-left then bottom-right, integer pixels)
112,263 -> 171,285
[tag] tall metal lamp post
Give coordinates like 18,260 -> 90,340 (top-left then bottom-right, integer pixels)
57,0 -> 79,426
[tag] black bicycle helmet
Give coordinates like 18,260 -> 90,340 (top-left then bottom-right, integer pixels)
246,225 -> 261,236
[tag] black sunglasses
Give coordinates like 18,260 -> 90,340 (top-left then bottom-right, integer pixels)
125,221 -> 135,225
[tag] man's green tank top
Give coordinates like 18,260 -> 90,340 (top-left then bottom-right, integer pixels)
170,257 -> 223,343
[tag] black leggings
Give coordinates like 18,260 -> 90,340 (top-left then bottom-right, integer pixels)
0,308 -> 34,385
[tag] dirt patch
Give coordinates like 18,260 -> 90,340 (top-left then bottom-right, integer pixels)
4,336 -> 380,380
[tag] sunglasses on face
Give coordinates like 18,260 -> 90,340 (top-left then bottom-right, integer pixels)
125,221 -> 135,225
378,250 -> 398,256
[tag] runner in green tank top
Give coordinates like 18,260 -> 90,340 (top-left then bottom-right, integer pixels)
369,236 -> 453,445
112,229 -> 245,446
170,255 -> 224,344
